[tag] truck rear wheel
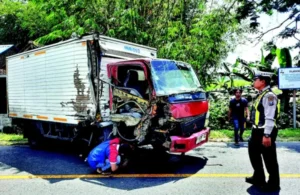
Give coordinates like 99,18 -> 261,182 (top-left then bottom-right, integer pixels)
27,123 -> 44,149
28,135 -> 39,149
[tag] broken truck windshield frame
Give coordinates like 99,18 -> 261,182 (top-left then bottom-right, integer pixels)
150,60 -> 201,96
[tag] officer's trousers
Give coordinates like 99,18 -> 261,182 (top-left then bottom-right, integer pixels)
248,128 -> 280,187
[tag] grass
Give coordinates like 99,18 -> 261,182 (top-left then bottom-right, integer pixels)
209,129 -> 300,142
0,132 -> 28,145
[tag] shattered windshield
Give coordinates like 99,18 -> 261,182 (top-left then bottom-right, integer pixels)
150,60 -> 201,96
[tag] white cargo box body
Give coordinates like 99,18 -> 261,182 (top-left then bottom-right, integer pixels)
7,35 -> 157,124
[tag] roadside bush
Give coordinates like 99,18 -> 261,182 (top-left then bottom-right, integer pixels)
207,85 -> 300,130
208,94 -> 296,130
208,89 -> 255,130
209,92 -> 232,130
277,112 -> 291,129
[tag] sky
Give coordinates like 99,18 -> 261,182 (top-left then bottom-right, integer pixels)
0,45 -> 13,54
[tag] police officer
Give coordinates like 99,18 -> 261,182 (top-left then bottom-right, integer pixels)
245,72 -> 280,192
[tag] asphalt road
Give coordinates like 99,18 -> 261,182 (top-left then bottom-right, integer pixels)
0,141 -> 300,195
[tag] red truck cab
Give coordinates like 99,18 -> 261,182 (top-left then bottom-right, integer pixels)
107,59 -> 209,153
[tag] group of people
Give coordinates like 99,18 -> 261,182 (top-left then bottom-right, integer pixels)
228,73 -> 280,192
86,73 -> 281,193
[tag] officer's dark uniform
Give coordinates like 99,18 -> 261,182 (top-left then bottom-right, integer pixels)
247,74 -> 280,191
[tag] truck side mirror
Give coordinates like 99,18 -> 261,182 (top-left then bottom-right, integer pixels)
205,92 -> 210,99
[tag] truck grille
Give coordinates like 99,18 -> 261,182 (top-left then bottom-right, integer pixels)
179,114 -> 206,137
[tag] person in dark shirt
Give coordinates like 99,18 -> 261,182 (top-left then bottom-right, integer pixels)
228,89 -> 250,146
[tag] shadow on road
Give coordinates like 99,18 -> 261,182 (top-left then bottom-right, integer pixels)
0,142 -> 89,176
78,147 -> 208,190
277,142 -> 300,153
226,141 -> 249,149
0,141 -> 208,189
247,185 -> 280,195
123,147 -> 208,174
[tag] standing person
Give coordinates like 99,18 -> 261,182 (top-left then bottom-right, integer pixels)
87,137 -> 131,174
228,89 -> 250,146
245,73 -> 280,192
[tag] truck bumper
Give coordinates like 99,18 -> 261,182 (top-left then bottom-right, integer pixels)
170,127 -> 210,153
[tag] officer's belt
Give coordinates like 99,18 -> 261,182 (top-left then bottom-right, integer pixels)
252,125 -> 264,129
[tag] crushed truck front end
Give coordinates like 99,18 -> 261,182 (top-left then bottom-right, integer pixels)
167,98 -> 210,153
150,59 -> 210,153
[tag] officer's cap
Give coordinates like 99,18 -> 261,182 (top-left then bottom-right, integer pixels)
253,71 -> 272,80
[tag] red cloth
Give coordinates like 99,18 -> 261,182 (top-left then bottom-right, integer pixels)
108,138 -> 120,163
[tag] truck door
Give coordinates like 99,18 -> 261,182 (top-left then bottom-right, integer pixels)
107,61 -> 151,118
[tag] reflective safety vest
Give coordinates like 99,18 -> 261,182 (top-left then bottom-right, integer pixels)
251,89 -> 280,128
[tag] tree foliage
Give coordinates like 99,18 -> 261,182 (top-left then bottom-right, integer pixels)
236,0 -> 300,49
0,0 -> 243,86
0,0 -> 30,48
232,0 -> 300,116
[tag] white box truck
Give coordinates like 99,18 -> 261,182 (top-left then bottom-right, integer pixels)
7,34 -> 210,154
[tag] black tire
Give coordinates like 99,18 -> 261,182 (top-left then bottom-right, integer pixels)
28,135 -> 39,149
151,143 -> 168,154
27,123 -> 43,149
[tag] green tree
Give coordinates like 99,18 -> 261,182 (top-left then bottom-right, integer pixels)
0,0 -> 244,87
235,0 -> 300,49
0,0 -> 30,48
260,45 -> 293,113
231,0 -> 300,115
